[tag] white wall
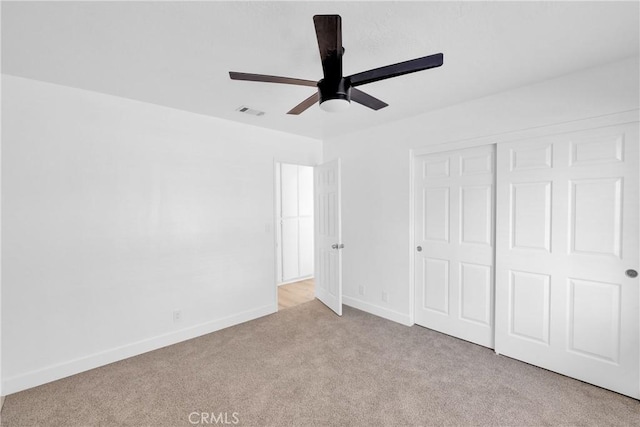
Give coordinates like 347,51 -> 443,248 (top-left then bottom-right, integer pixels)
3,57 -> 638,395
1,75 -> 321,394
0,37 -> 3,401
323,57 -> 640,325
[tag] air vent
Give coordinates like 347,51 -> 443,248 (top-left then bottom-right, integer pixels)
236,106 -> 265,116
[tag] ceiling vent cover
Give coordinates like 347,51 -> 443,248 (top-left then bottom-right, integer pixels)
236,106 -> 265,116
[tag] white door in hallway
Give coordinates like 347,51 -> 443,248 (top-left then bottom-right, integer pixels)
278,163 -> 314,283
414,145 -> 495,348
315,159 -> 343,316
495,123 -> 639,398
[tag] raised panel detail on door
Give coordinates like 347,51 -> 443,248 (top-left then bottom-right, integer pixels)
496,122 -> 639,398
459,263 -> 491,326
281,163 -> 298,217
423,258 -> 449,314
424,188 -> 450,242
299,217 -> 314,277
568,278 -> 621,363
423,157 -> 450,178
461,151 -> 493,176
570,178 -> 622,257
327,168 -> 336,185
318,192 -> 338,237
510,144 -> 552,171
509,270 -> 550,344
323,250 -> 338,297
415,145 -> 495,348
570,134 -> 623,166
298,166 -> 314,216
460,186 -> 491,245
327,192 -> 337,237
281,219 -> 299,281
510,182 -> 552,251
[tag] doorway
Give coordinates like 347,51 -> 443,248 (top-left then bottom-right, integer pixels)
275,162 -> 315,310
278,279 -> 315,310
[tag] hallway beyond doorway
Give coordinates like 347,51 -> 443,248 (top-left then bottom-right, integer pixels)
278,279 -> 314,310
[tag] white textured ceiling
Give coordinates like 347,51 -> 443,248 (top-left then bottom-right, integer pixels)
2,1 -> 639,139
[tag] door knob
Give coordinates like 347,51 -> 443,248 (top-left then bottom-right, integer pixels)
331,243 -> 344,249
416,246 -> 422,252
626,269 -> 638,278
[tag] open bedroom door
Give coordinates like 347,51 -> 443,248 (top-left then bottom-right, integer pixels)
314,159 -> 343,315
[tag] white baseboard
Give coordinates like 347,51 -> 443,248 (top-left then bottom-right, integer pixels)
343,296 -> 413,326
2,304 -> 275,395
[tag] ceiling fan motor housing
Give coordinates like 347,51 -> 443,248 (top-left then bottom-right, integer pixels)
318,78 -> 351,104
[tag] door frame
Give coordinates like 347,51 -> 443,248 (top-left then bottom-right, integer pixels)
409,109 -> 639,330
272,158 -> 317,312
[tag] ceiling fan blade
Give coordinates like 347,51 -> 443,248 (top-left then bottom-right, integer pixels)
287,93 -> 319,115
347,53 -> 444,87
350,88 -> 388,111
313,15 -> 343,80
229,72 -> 317,87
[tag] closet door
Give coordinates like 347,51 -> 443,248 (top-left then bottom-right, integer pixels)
414,145 -> 495,348
495,123 -> 639,398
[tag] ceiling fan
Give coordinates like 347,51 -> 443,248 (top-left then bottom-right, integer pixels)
229,15 -> 444,114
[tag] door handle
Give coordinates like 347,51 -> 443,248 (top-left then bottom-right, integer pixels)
416,246 -> 422,252
626,269 -> 638,278
331,243 -> 344,249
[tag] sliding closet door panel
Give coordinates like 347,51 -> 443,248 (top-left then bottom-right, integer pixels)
415,145 -> 495,348
495,123 -> 639,399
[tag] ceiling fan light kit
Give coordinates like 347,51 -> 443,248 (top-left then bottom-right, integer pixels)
318,77 -> 351,112
320,98 -> 351,112
230,15 -> 444,115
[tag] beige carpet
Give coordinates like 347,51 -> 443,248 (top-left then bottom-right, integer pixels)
1,300 -> 638,426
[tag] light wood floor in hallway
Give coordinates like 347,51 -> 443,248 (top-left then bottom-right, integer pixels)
278,278 -> 314,310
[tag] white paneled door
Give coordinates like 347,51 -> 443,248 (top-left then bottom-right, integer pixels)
280,163 -> 300,281
414,145 -> 495,348
278,163 -> 314,283
495,123 -> 639,398
315,159 -> 343,316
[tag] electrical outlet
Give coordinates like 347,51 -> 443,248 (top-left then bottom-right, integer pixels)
173,309 -> 182,323
358,285 -> 365,296
382,291 -> 389,303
